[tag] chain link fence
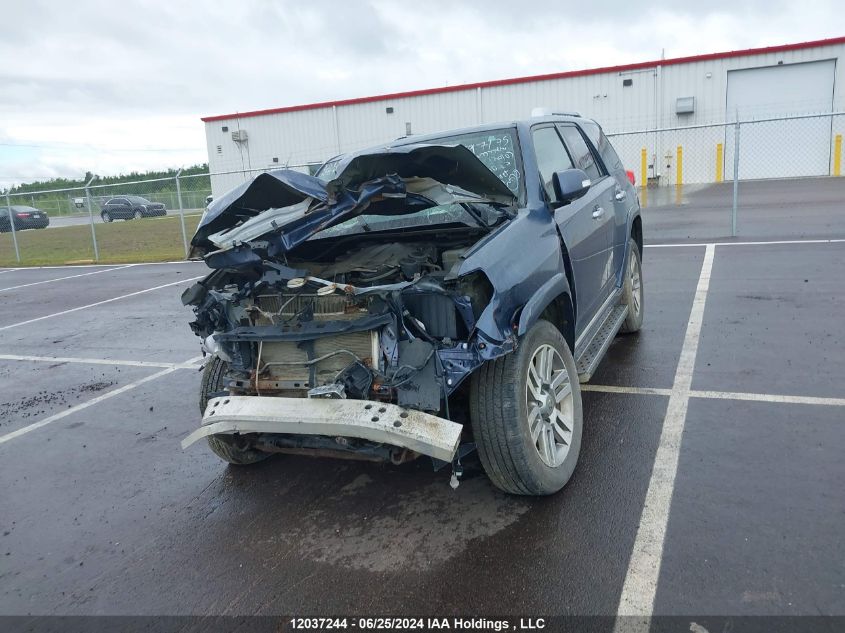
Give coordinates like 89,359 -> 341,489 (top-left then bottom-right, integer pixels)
605,111 -> 844,239
2,113 -> 844,266
0,165 -> 308,266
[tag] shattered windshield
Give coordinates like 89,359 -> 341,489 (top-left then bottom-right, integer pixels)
316,128 -> 523,197
427,128 -> 522,198
306,127 -> 522,241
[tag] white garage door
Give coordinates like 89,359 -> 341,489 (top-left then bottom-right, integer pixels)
725,59 -> 835,179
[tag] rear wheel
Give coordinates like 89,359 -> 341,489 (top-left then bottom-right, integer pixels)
470,319 -> 583,495
101,212 -> 112,223
619,238 -> 644,334
199,357 -> 269,465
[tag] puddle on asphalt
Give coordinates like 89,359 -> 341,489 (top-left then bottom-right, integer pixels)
291,476 -> 530,572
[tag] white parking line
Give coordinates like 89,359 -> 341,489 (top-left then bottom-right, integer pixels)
0,265 -> 134,293
0,356 -> 203,446
0,275 -> 204,332
0,353 -> 201,370
691,389 -> 845,407
615,243 -> 715,625
582,385 -> 673,396
646,238 -> 845,248
644,243 -> 706,249
2,260 -> 203,270
582,384 -> 845,406
1,353 -> 839,408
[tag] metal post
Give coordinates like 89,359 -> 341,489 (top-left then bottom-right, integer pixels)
175,169 -> 188,258
5,193 -> 21,263
731,120 -> 740,237
84,176 -> 100,262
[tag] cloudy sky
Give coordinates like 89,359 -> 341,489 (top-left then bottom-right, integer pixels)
1,0 -> 843,188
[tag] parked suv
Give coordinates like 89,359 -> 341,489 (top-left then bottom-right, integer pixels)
0,205 -> 50,231
100,196 -> 166,222
181,115 -> 643,496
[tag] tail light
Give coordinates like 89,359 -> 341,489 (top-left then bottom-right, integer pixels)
17,212 -> 31,218
626,170 -> 635,186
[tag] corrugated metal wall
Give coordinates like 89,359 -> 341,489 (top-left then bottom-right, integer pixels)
206,42 -> 845,193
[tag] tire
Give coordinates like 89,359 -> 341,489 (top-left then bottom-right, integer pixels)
199,356 -> 269,465
469,319 -> 583,495
619,238 -> 644,334
133,210 -> 143,220
101,212 -> 112,223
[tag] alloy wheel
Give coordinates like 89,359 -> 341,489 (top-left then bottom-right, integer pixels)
629,249 -> 642,317
525,344 -> 575,467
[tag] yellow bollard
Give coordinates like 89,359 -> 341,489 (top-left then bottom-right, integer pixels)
715,143 -> 724,182
834,135 -> 842,177
676,145 -> 683,187
640,148 -> 648,208
640,148 -> 647,189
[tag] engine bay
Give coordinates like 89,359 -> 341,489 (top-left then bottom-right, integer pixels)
184,230 -> 500,427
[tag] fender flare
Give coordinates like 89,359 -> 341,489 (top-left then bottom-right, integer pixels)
616,207 -> 642,287
515,272 -> 572,337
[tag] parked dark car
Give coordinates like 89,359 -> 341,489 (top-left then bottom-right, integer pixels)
181,114 -> 643,496
100,196 -> 166,222
0,205 -> 50,231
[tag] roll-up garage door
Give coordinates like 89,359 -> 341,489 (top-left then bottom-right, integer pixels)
725,59 -> 835,179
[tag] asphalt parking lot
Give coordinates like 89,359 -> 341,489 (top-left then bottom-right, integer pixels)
0,180 -> 843,630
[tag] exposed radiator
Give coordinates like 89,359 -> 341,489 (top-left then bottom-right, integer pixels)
255,293 -> 357,319
259,331 -> 379,388
251,292 -> 378,391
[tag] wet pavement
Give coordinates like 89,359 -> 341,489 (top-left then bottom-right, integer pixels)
642,176 -> 845,242
0,180 -> 843,626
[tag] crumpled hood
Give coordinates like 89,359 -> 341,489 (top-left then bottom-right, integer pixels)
190,143 -> 516,256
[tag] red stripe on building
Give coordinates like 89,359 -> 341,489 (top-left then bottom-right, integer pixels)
200,36 -> 845,122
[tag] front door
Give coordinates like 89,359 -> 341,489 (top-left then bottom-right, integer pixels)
531,124 -> 613,331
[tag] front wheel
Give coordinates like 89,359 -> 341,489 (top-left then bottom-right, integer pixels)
619,238 -> 644,334
101,212 -> 112,223
470,319 -> 583,495
133,209 -> 143,219
199,356 -> 269,465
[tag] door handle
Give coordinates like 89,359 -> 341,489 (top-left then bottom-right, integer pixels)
615,189 -> 627,201
592,206 -> 605,219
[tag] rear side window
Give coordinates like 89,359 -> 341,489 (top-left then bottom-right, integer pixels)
531,126 -> 574,201
557,125 -> 602,181
580,120 -> 624,174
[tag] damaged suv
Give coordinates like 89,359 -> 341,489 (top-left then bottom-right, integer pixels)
181,115 -> 643,496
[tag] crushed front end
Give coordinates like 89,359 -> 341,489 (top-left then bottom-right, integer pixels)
181,145 -> 518,467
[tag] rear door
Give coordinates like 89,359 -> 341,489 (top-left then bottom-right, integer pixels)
531,124 -> 609,330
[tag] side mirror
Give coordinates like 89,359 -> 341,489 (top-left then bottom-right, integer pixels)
551,168 -> 591,206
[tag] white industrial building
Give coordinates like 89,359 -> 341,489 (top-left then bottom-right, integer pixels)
203,36 -> 845,193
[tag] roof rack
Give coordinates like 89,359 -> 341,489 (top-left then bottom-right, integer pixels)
530,107 -> 581,118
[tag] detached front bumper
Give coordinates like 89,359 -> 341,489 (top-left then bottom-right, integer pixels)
181,396 -> 463,462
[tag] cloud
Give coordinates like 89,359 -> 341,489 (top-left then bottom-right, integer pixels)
1,0 -> 843,188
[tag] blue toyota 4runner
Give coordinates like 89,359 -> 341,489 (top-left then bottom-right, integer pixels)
182,114 -> 643,496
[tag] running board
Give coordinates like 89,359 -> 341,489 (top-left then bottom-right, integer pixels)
575,303 -> 629,383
